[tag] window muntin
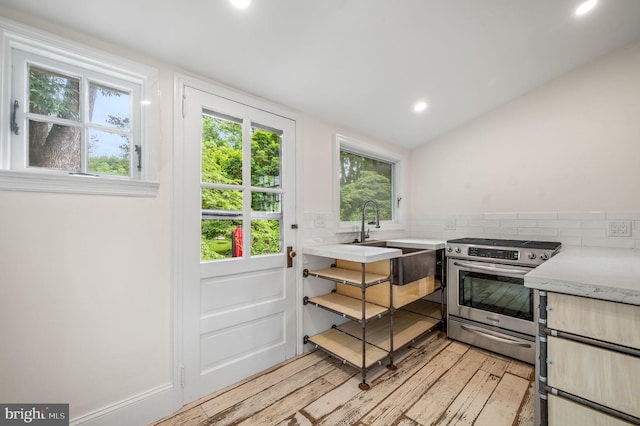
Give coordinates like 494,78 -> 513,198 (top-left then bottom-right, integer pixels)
1,21 -> 158,196
200,111 -> 284,261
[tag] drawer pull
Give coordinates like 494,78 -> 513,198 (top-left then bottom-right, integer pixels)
461,324 -> 532,348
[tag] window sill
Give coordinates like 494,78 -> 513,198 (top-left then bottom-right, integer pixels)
0,170 -> 159,197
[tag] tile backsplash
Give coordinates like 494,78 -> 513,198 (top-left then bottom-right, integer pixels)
303,211 -> 640,249
411,211 -> 640,249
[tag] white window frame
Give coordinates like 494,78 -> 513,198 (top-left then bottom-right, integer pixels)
0,17 -> 159,196
334,133 -> 406,233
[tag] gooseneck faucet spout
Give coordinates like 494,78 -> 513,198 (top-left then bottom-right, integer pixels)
360,199 -> 380,243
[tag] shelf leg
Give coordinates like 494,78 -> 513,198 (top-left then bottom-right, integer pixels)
360,262 -> 368,389
388,266 -> 395,368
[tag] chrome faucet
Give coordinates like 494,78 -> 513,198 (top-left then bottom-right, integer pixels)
360,199 -> 380,243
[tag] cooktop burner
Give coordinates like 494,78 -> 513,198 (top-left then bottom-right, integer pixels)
447,238 -> 561,251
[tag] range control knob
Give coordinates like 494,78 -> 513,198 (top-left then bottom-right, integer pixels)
446,247 -> 453,253
527,252 -> 536,260
540,253 -> 550,261
455,247 -> 462,254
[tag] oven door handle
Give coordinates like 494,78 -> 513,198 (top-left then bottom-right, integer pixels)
452,261 -> 529,276
461,324 -> 533,348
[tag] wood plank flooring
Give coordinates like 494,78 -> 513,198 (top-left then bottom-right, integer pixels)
152,332 -> 535,426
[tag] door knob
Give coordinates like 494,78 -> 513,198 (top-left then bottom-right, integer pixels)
287,246 -> 296,267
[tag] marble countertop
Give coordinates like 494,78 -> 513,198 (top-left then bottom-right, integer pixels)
525,246 -> 640,305
386,237 -> 446,250
303,244 -> 402,263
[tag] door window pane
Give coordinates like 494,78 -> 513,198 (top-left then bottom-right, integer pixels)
29,65 -> 80,120
202,188 -> 243,211
202,113 -> 242,185
251,220 -> 281,256
251,126 -> 281,188
88,129 -> 130,176
28,120 -> 81,170
202,220 -> 243,261
251,192 -> 281,213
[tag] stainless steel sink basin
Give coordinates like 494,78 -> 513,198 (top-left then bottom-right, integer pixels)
351,240 -> 436,285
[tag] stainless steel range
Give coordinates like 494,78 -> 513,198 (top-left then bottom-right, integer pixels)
446,238 -> 561,363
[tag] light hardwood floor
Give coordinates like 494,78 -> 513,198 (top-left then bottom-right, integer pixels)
152,332 -> 535,426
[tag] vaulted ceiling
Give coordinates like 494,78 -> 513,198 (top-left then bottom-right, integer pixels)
1,0 -> 640,148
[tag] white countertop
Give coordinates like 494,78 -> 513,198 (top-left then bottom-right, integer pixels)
303,244 -> 402,263
386,238 -> 446,250
525,246 -> 640,305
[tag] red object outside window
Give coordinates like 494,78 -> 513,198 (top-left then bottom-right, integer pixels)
232,227 -> 243,257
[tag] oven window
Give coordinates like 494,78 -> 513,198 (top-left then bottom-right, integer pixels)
459,271 -> 533,321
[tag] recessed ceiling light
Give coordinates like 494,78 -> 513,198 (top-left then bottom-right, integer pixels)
575,0 -> 598,16
413,101 -> 428,113
230,0 -> 251,9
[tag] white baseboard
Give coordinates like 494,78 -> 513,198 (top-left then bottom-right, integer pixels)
70,383 -> 176,426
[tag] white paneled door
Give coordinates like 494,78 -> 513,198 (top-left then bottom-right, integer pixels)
179,85 -> 298,403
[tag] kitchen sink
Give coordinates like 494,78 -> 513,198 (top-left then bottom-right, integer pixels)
350,240 -> 436,285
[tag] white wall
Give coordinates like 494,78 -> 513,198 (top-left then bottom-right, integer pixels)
409,38 -> 640,248
0,8 -> 175,424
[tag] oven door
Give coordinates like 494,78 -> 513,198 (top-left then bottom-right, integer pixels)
447,258 -> 537,336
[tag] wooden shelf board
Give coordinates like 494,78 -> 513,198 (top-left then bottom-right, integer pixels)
392,311 -> 441,348
401,299 -> 442,319
307,293 -> 389,320
307,328 -> 389,368
336,310 -> 440,351
309,267 -> 388,286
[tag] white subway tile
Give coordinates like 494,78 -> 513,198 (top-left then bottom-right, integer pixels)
582,238 -> 636,249
559,228 -> 606,238
502,220 -> 537,228
518,228 -> 558,237
484,212 -> 518,220
581,220 -> 607,229
606,211 -> 640,220
557,211 -> 606,220
517,212 -> 558,220
543,220 -> 581,229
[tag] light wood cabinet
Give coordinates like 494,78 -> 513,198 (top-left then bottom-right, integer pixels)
303,252 -> 442,390
547,292 -> 640,349
538,291 -> 640,425
548,395 -> 631,426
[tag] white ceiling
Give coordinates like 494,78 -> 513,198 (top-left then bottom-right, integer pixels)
1,0 -> 640,149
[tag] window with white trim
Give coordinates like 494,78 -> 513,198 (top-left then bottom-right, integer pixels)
336,134 -> 405,230
1,20 -> 158,196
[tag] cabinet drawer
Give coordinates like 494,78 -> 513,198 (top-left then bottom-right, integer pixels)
547,336 -> 640,417
547,292 -> 640,349
548,395 -> 633,426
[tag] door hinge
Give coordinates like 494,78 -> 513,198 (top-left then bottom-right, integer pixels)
182,93 -> 186,118
180,365 -> 185,387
